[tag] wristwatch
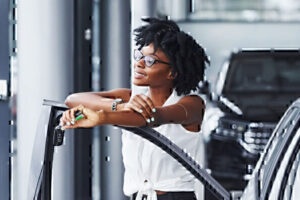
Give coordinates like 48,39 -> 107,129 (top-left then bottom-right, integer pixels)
111,98 -> 123,111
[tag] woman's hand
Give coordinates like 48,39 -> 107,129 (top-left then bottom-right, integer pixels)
122,94 -> 156,124
60,105 -> 105,130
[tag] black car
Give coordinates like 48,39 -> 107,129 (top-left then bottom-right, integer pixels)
203,49 -> 300,191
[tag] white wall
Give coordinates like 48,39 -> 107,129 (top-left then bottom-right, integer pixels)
17,0 -> 74,199
179,22 -> 300,84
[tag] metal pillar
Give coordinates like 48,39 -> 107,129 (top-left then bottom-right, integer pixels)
73,0 -> 93,199
100,0 -> 131,199
0,0 -> 10,199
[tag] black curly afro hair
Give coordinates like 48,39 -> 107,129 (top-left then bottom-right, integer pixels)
134,17 -> 209,96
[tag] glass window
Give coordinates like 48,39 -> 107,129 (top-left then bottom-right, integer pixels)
226,54 -> 300,92
188,0 -> 300,22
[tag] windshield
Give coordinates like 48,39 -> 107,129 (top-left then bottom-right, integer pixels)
224,53 -> 300,93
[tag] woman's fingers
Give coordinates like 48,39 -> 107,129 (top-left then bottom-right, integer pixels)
130,100 -> 151,123
125,94 -> 155,124
134,96 -> 152,114
133,101 -> 152,123
60,111 -> 68,126
65,110 -> 74,126
70,109 -> 75,124
135,95 -> 156,122
140,94 -> 156,113
61,122 -> 78,130
61,105 -> 102,130
63,110 -> 75,126
60,105 -> 86,128
123,100 -> 151,124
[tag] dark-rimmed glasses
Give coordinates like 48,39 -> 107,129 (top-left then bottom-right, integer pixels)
133,49 -> 170,67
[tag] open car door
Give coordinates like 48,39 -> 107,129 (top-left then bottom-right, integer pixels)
28,100 -> 231,200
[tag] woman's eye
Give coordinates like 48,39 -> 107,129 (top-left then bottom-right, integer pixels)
145,56 -> 154,66
134,51 -> 142,60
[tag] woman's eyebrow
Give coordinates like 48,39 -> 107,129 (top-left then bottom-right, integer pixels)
150,53 -> 160,59
149,51 -> 162,59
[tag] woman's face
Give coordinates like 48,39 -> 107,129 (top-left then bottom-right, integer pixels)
133,43 -> 173,88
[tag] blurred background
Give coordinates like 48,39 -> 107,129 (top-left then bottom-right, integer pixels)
1,0 -> 300,199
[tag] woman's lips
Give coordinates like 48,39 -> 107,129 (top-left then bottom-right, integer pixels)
134,71 -> 146,79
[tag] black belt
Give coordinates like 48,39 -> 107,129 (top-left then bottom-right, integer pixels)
132,191 -> 196,200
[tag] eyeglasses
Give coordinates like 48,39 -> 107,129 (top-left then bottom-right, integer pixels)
133,49 -> 170,67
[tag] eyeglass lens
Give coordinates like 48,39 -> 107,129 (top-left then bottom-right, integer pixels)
134,50 -> 155,67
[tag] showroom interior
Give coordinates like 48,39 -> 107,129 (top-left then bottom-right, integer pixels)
0,0 -> 300,199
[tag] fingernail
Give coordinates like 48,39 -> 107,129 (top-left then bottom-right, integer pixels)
152,108 -> 156,112
66,122 -> 71,126
61,127 -> 65,130
139,109 -> 143,113
146,119 -> 151,123
151,117 -> 155,122
59,121 -> 64,126
71,120 -> 75,125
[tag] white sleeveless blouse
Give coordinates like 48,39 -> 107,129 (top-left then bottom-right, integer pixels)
121,89 -> 204,200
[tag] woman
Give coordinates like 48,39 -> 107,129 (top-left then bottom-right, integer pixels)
60,18 -> 209,200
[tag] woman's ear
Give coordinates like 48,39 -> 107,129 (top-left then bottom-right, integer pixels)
168,70 -> 177,80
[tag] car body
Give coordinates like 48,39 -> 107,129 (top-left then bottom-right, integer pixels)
241,98 -> 300,200
203,49 -> 300,191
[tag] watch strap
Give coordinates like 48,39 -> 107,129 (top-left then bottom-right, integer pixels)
112,98 -> 123,111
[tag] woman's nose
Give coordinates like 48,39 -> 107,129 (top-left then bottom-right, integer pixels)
135,58 -> 145,68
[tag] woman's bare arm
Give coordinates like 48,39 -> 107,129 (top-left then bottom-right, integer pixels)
65,88 -> 131,111
61,95 -> 205,129
102,110 -> 148,127
101,95 -> 204,127
152,95 -> 205,127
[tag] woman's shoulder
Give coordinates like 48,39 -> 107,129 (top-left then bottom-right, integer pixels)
176,90 -> 205,105
177,95 -> 205,113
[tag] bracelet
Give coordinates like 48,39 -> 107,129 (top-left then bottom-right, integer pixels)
112,98 -> 123,111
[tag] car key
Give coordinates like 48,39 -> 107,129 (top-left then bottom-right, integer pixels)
53,111 -> 85,146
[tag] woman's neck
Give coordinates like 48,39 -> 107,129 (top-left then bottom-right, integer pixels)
148,87 -> 173,107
